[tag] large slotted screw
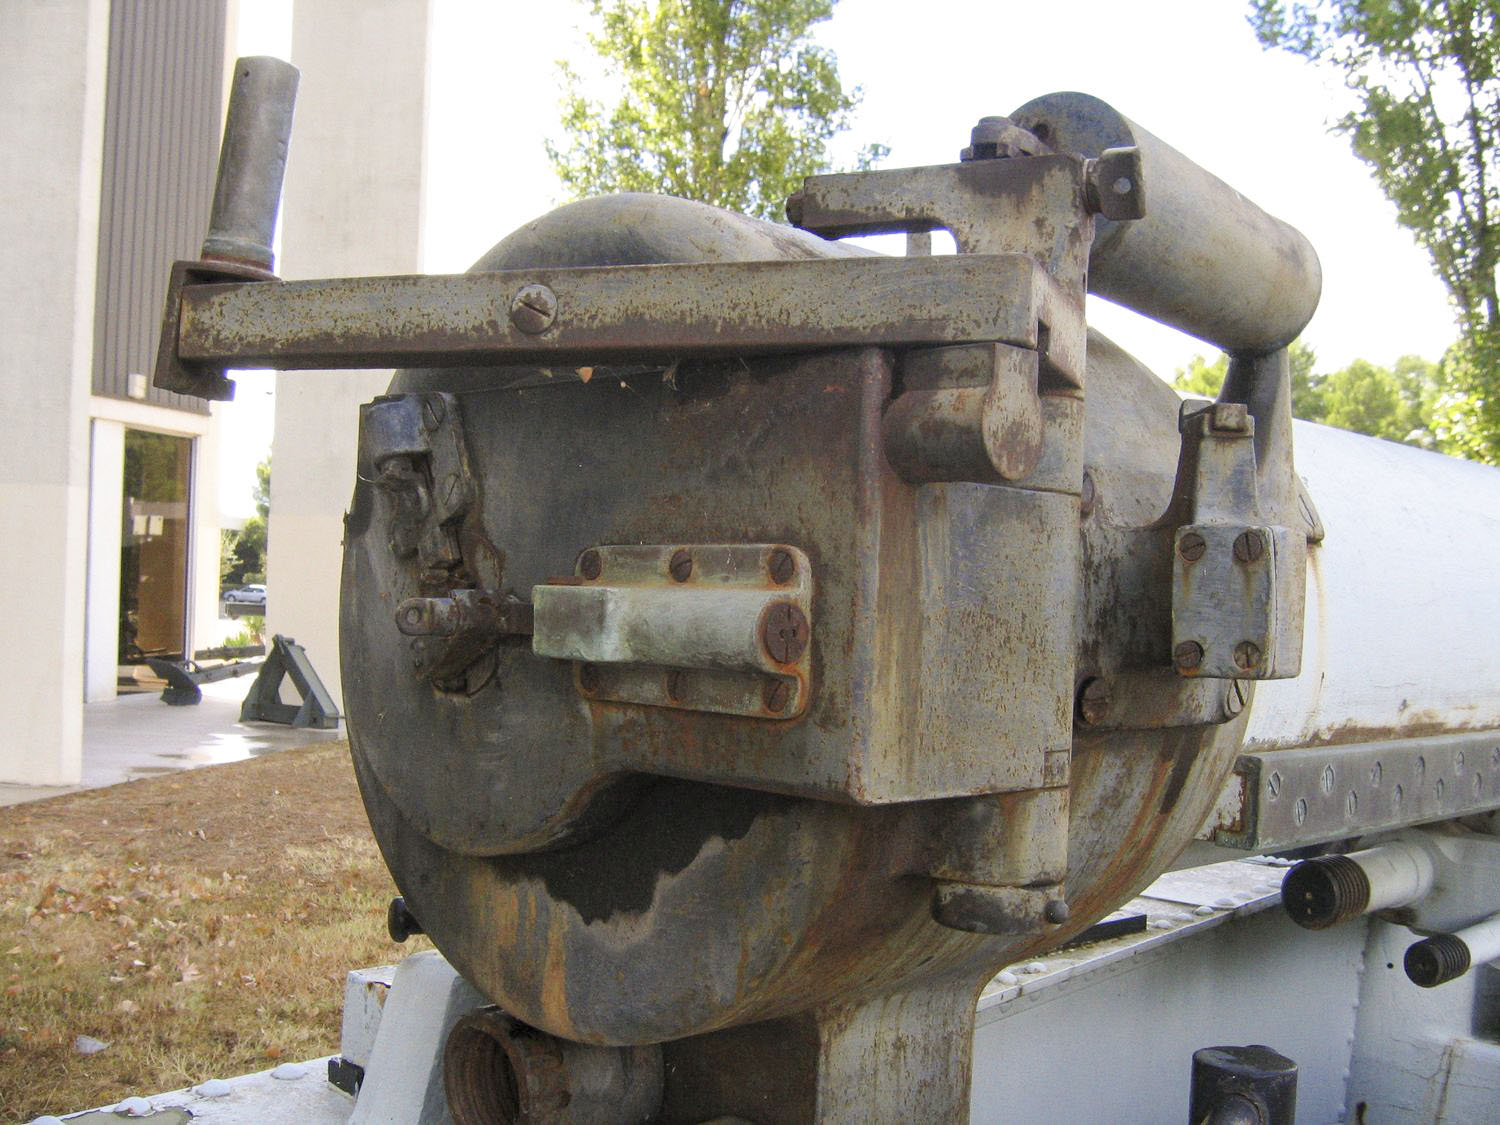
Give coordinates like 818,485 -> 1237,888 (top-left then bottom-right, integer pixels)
761,603 -> 809,664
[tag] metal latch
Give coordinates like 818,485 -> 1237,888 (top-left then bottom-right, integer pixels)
532,545 -> 812,719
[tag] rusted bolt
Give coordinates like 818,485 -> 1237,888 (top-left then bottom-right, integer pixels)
1178,532 -> 1206,562
509,283 -> 557,334
761,603 -> 809,664
578,664 -> 601,694
1079,471 -> 1097,517
578,549 -> 602,580
1233,530 -> 1265,563
421,396 -> 445,431
763,679 -> 791,714
669,549 -> 693,583
1043,899 -> 1070,925
1174,640 -> 1204,671
665,669 -> 685,702
1076,677 -> 1111,726
1233,641 -> 1261,671
767,548 -> 796,585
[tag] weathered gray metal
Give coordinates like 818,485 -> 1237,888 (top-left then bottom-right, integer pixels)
155,71 -> 1369,1121
201,56 -> 298,272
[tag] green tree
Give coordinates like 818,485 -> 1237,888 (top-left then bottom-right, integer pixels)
547,0 -> 886,220
1249,0 -> 1499,461
225,456 -> 270,586
1172,341 -> 1320,416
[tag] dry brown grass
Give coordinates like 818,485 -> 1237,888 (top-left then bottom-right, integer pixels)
0,742 -> 429,1122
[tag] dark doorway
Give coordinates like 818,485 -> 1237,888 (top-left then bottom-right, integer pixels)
118,429 -> 192,664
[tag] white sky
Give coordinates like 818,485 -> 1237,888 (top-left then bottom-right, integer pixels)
220,0 -> 1457,516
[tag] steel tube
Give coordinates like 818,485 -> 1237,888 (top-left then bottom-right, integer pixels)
1011,92 -> 1321,354
1282,841 -> 1435,930
1405,910 -> 1500,987
201,56 -> 299,271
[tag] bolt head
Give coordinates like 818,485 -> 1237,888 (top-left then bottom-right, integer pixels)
763,679 -> 791,714
1233,640 -> 1262,671
1174,640 -> 1204,671
767,548 -> 795,585
579,549 -> 602,580
509,283 -> 557,334
1178,532 -> 1206,562
1233,530 -> 1266,563
669,549 -> 693,583
761,602 -> 809,664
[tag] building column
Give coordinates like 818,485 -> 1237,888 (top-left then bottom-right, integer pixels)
0,0 -> 111,785
269,0 -> 432,705
85,419 -> 125,703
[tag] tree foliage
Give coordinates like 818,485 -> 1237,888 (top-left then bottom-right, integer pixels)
1173,346 -> 1442,450
548,0 -> 886,220
1249,0 -> 1500,461
222,456 -> 270,588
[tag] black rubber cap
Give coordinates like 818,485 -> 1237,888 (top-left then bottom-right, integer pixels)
1282,855 -> 1370,930
1405,933 -> 1471,988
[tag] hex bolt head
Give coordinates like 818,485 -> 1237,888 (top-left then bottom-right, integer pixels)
1174,640 -> 1204,671
1076,677 -> 1111,725
578,664 -> 601,694
1178,532 -> 1207,562
761,603 -> 809,664
669,549 -> 693,583
509,283 -> 557,334
768,548 -> 796,585
578,548 -> 603,580
1233,530 -> 1266,563
763,679 -> 791,714
1233,641 -> 1262,671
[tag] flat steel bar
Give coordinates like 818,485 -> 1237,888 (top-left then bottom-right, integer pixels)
176,254 -> 1074,373
1210,730 -> 1500,852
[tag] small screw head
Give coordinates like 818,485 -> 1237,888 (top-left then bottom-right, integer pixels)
1233,530 -> 1266,563
1076,677 -> 1111,725
509,283 -> 557,334
579,549 -> 602,580
768,548 -> 795,585
669,549 -> 693,583
578,664 -> 601,694
1079,471 -> 1097,517
1267,770 -> 1282,799
763,679 -> 792,714
1174,640 -> 1204,670
1233,641 -> 1262,671
761,603 -> 809,664
1178,532 -> 1206,562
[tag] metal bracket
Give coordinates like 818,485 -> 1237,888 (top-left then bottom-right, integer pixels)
532,544 -> 813,720
1169,401 -> 1304,680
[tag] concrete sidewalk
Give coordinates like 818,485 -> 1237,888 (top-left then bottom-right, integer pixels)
0,676 -> 343,807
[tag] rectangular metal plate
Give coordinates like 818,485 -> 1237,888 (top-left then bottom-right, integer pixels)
533,544 -> 811,720
1209,731 -> 1500,851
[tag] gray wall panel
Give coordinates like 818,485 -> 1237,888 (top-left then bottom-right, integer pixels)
92,0 -> 226,415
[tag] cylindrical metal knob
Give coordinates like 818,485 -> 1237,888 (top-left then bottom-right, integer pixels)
201,56 -> 299,272
1405,910 -> 1500,988
1281,842 -> 1434,930
1190,1045 -> 1298,1125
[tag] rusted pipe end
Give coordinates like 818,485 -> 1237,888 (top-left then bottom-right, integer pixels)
1281,855 -> 1369,930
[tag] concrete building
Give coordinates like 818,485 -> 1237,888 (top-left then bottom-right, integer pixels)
1,0 -> 231,786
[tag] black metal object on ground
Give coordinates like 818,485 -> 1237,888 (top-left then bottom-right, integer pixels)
239,634 -> 340,729
145,656 -> 264,706
1190,1045 -> 1298,1125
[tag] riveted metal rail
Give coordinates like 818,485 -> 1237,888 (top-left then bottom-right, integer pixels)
158,253 -> 1082,400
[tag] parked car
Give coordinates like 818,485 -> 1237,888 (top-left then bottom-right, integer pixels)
223,583 -> 267,610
